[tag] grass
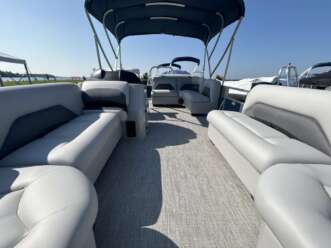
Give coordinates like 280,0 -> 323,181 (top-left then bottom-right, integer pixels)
2,80 -> 83,87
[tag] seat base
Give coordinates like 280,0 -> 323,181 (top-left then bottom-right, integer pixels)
181,90 -> 213,115
152,96 -> 180,106
257,223 -> 283,248
208,124 -> 259,194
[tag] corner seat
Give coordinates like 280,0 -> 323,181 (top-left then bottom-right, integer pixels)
0,165 -> 97,248
256,164 -> 331,248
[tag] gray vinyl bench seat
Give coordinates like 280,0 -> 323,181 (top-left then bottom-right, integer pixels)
208,85 -> 331,195
181,90 -> 210,103
0,83 -> 129,183
151,76 -> 220,114
182,79 -> 221,115
256,164 -> 331,248
208,85 -> 331,248
151,77 -> 180,105
208,110 -> 331,172
0,165 -> 97,248
151,89 -> 179,105
0,111 -> 123,182
152,89 -> 178,98
0,81 -> 147,247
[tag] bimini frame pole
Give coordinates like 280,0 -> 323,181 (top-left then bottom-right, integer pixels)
208,13 -> 225,61
210,17 -> 243,78
202,13 -> 225,78
102,9 -> 119,61
115,21 -> 125,70
94,35 -> 102,69
222,38 -> 235,85
24,62 -> 32,84
205,45 -> 212,77
216,39 -> 235,109
85,10 -> 113,71
202,46 -> 207,78
202,24 -> 212,78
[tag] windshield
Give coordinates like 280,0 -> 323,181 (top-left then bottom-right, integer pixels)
278,66 -> 298,87
310,65 -> 331,77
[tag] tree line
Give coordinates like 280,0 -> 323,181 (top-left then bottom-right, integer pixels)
0,70 -> 21,77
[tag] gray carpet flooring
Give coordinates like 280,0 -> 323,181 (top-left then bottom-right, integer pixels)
95,106 -> 260,248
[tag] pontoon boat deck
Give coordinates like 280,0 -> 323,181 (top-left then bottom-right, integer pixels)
1,1 -> 330,248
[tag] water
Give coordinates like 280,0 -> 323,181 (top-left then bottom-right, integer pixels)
1,76 -> 79,82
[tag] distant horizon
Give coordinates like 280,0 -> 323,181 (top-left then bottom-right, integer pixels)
1,0 -> 330,79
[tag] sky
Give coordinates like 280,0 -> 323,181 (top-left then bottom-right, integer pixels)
0,0 -> 330,78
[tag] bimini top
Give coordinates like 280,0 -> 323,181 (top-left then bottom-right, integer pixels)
85,0 -> 245,43
171,56 -> 200,65
312,62 -> 331,69
0,52 -> 26,65
157,63 -> 181,69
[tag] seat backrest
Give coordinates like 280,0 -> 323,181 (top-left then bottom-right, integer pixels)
152,76 -> 177,90
81,80 -> 130,110
0,83 -> 83,159
243,85 -> 331,156
199,79 -> 221,105
178,77 -> 200,92
104,70 -> 142,84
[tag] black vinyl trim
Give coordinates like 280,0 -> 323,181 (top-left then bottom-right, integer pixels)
126,121 -> 136,137
0,105 -> 77,159
82,91 -> 128,111
201,87 -> 210,98
245,103 -> 331,156
251,117 -> 297,140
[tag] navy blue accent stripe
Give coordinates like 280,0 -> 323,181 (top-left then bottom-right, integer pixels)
82,91 -> 128,111
201,87 -> 210,98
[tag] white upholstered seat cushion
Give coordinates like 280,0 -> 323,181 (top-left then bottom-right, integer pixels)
0,112 -> 122,182
256,164 -> 331,248
0,165 -> 97,248
207,110 -> 331,173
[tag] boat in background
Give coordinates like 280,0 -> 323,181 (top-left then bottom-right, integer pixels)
299,62 -> 331,89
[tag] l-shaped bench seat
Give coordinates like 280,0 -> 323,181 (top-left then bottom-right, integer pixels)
208,85 -> 331,248
208,85 -> 331,195
0,83 -> 126,182
152,76 -> 221,115
0,81 -> 146,247
208,110 -> 331,194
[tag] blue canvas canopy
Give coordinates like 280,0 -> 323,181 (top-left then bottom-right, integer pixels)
0,52 -> 32,86
0,52 -> 26,65
312,62 -> 331,69
171,56 -> 200,65
157,63 -> 181,69
85,0 -> 245,43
